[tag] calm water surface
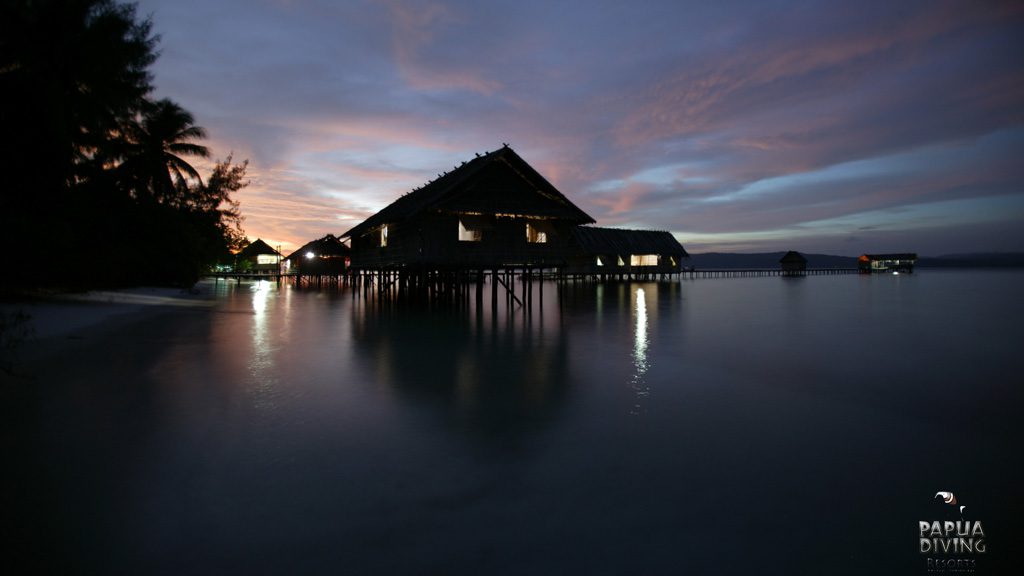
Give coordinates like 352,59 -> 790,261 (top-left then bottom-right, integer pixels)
7,271 -> 1024,574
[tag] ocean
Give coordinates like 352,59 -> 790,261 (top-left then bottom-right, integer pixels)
5,270 -> 1023,574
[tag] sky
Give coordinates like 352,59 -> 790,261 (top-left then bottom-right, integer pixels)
136,0 -> 1024,256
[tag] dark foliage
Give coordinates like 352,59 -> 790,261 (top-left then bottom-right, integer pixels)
0,0 -> 245,289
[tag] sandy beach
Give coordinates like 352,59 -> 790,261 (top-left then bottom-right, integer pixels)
1,282 -> 218,375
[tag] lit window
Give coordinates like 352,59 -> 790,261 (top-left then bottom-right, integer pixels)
617,256 -> 625,266
670,256 -> 677,267
458,219 -> 483,242
630,254 -> 659,266
596,256 -> 604,266
256,254 -> 278,265
526,222 -> 547,243
380,225 -> 388,247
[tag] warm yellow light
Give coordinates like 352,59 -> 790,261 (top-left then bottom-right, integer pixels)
458,219 -> 482,242
526,222 -> 547,243
630,254 -> 658,266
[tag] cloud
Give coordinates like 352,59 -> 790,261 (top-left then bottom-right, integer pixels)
383,0 -> 503,94
136,0 -> 1024,255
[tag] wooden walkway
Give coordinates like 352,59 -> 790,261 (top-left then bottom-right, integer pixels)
209,272 -> 350,287
208,267 -> 859,285
682,268 -> 858,279
206,267 -> 861,311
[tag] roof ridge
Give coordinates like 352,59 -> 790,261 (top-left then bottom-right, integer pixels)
341,146 -> 593,239
581,225 -> 678,234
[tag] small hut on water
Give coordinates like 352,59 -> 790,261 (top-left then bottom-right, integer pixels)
779,251 -> 807,276
283,234 -> 350,275
236,238 -> 281,273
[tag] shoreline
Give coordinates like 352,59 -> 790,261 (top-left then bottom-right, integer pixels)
1,282 -> 218,373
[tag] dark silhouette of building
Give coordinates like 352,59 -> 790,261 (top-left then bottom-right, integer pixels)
283,234 -> 350,275
236,238 -> 281,273
858,253 -> 917,274
568,226 -> 688,276
780,251 -> 808,276
341,145 -> 595,270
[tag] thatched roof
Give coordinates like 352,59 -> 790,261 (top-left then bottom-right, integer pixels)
341,145 -> 595,239
779,250 -> 807,264
284,234 -> 350,261
572,226 -> 688,257
237,238 -> 280,258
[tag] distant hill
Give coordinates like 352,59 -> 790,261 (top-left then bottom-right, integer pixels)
686,251 -> 1024,269
686,252 -> 856,269
918,253 -> 1024,268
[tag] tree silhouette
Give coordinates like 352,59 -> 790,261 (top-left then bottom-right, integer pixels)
119,99 -> 210,204
1,0 -> 156,195
0,0 -> 248,289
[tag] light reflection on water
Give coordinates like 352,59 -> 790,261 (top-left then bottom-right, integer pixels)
630,287 -> 650,416
248,280 -> 279,411
9,271 -> 1024,575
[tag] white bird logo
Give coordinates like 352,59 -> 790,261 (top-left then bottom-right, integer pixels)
936,491 -> 966,515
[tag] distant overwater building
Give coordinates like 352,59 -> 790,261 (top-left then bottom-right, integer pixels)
236,238 -> 282,273
282,234 -> 350,275
858,253 -> 918,274
779,251 -> 808,276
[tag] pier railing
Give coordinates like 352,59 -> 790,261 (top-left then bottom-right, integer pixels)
681,268 -> 858,279
207,267 -> 860,286
205,266 -> 861,310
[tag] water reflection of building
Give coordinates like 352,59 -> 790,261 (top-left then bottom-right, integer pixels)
349,295 -> 571,437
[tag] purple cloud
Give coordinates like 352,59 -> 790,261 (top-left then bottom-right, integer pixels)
138,0 -> 1024,254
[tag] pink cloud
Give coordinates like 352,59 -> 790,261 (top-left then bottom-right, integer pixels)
612,1 -> 1015,149
589,182 -> 653,217
384,0 -> 503,95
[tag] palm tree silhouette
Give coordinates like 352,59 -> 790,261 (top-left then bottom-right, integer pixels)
120,98 -> 209,204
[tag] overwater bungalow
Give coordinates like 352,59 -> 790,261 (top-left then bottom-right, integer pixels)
858,253 -> 917,274
236,238 -> 282,273
341,145 -> 595,270
283,234 -> 350,275
780,251 -> 807,276
567,226 -> 688,277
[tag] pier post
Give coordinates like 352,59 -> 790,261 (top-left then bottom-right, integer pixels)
492,268 -> 498,312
